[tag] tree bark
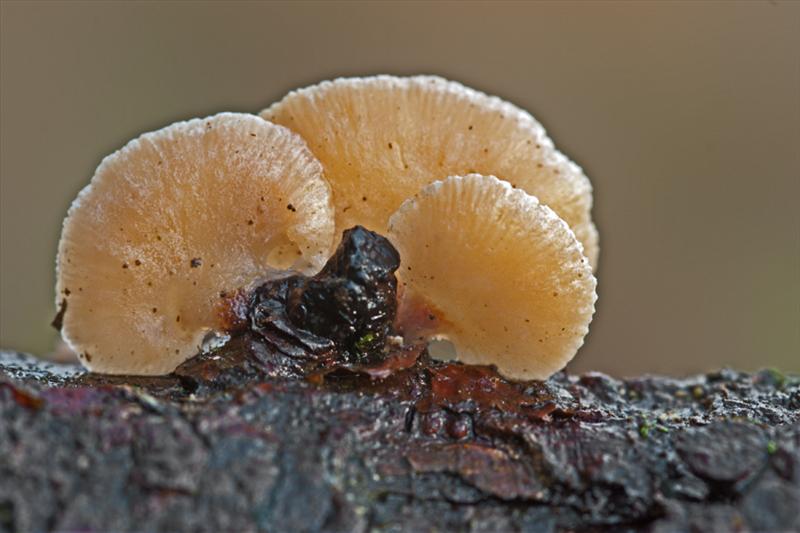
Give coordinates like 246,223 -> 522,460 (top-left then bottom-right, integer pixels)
1,347 -> 798,533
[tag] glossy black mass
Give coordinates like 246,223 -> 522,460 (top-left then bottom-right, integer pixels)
248,226 -> 401,364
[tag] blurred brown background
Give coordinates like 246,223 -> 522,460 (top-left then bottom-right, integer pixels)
1,1 -> 798,377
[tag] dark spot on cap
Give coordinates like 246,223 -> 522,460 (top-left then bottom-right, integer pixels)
134,259 -> 141,266
190,258 -> 202,268
122,263 -> 129,269
287,204 -> 296,212
247,219 -> 254,225
51,299 -> 68,331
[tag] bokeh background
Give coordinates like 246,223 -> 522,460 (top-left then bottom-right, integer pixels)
1,1 -> 798,377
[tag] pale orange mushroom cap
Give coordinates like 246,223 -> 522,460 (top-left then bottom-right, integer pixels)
388,174 -> 597,380
55,113 -> 334,375
262,75 -> 599,268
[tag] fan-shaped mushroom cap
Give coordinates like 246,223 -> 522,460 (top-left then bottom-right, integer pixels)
56,113 -> 334,375
387,174 -> 597,380
261,75 -> 598,268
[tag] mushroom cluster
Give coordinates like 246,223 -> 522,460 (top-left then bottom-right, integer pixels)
56,75 -> 598,380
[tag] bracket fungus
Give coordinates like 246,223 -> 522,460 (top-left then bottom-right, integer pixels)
54,76 -> 598,381
55,113 -> 334,375
261,75 -> 598,268
388,175 -> 596,380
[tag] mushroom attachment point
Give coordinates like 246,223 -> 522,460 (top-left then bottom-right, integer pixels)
248,226 -> 401,366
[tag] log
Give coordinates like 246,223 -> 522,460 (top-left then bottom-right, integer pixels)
3,230 -> 798,531
1,346 -> 798,532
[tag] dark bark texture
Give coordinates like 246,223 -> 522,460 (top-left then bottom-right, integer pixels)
1,347 -> 798,533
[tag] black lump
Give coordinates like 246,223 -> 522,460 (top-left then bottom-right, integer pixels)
247,226 -> 400,366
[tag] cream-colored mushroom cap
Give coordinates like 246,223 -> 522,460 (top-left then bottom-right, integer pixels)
261,75 -> 598,268
388,174 -> 597,380
55,113 -> 334,375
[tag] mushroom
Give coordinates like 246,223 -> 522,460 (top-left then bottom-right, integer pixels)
55,113 -> 334,375
261,75 -> 598,268
387,174 -> 597,380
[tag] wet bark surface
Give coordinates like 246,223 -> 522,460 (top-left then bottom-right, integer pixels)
1,346 -> 798,533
